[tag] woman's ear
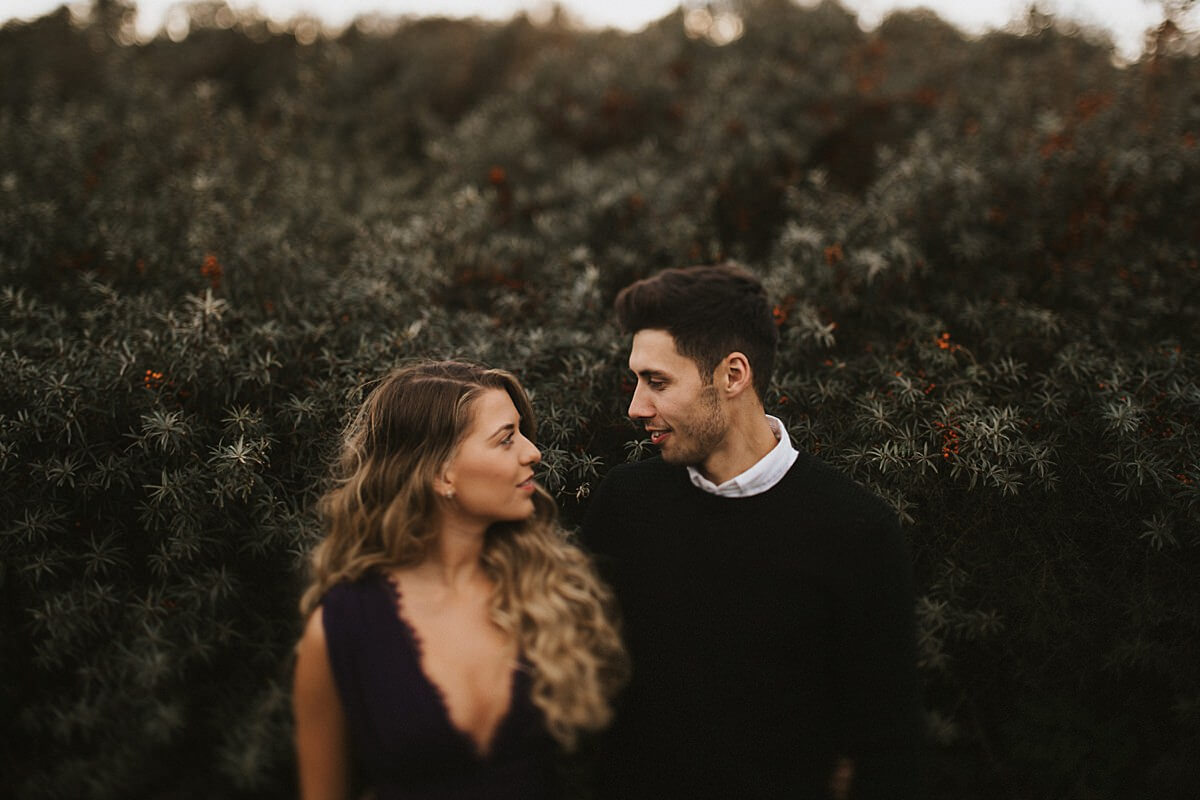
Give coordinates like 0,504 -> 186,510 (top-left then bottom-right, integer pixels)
433,463 -> 456,500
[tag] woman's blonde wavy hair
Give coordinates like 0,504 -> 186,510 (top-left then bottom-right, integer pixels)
300,360 -> 628,751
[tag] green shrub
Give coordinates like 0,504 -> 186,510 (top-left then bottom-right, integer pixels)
2,1 -> 1198,797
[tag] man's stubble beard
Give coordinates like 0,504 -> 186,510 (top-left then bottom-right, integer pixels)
661,384 -> 726,468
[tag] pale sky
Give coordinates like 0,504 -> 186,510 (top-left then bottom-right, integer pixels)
1,1 -> 1191,60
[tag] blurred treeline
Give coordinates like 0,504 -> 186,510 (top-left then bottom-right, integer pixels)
1,0 -> 1199,798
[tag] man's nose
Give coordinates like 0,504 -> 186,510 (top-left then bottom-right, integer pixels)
628,383 -> 653,420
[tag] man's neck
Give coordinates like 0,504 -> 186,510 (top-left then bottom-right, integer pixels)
697,411 -> 778,485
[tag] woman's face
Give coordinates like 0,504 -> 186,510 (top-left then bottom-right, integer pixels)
442,388 -> 541,526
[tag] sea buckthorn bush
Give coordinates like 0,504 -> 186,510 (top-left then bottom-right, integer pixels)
2,1 -> 1198,797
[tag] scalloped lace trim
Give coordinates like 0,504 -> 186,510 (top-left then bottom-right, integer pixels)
381,570 -> 517,759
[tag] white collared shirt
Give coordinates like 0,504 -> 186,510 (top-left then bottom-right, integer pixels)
687,415 -> 799,497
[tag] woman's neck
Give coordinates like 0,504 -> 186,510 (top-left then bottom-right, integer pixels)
413,517 -> 488,591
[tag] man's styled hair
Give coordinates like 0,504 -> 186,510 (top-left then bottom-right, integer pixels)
614,263 -> 778,400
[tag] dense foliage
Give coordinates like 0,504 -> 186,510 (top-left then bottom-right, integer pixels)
2,1 -> 1198,797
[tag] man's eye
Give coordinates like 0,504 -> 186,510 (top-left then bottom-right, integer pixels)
647,380 -> 665,390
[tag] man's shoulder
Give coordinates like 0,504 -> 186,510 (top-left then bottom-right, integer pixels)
584,457 -> 683,530
598,456 -> 681,490
783,450 -> 897,527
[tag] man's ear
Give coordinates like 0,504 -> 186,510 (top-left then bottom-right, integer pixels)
718,352 -> 754,398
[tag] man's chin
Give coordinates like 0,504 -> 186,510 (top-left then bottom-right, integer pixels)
658,446 -> 701,467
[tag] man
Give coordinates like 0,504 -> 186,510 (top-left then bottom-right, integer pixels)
582,264 -> 922,799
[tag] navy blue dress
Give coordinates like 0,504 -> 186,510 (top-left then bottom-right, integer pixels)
321,571 -> 558,800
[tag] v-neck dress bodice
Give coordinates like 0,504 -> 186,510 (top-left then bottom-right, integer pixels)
321,571 -> 558,799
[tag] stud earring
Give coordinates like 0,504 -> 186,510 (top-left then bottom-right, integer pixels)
444,489 -> 455,499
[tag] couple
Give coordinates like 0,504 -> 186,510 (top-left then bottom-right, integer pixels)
293,264 -> 922,799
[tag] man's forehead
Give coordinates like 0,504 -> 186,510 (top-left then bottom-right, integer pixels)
629,329 -> 693,372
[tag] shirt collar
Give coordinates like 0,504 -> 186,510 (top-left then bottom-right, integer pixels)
687,415 -> 799,498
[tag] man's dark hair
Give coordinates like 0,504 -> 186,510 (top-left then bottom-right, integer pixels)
614,263 -> 778,400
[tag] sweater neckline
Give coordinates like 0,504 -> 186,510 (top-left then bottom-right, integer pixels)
673,450 -> 809,498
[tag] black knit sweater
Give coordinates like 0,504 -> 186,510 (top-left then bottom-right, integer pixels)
582,453 -> 922,799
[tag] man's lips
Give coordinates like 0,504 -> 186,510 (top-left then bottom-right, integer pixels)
648,430 -> 671,445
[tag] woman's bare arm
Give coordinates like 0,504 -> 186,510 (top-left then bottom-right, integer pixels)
293,607 -> 350,800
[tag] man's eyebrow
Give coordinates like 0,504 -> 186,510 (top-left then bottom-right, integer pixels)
636,370 -> 670,380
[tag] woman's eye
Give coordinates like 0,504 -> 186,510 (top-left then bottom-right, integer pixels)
501,434 -> 515,446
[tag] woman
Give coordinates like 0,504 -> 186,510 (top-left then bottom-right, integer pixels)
293,360 -> 628,799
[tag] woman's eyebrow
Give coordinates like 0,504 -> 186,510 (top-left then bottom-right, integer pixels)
490,422 -> 517,440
